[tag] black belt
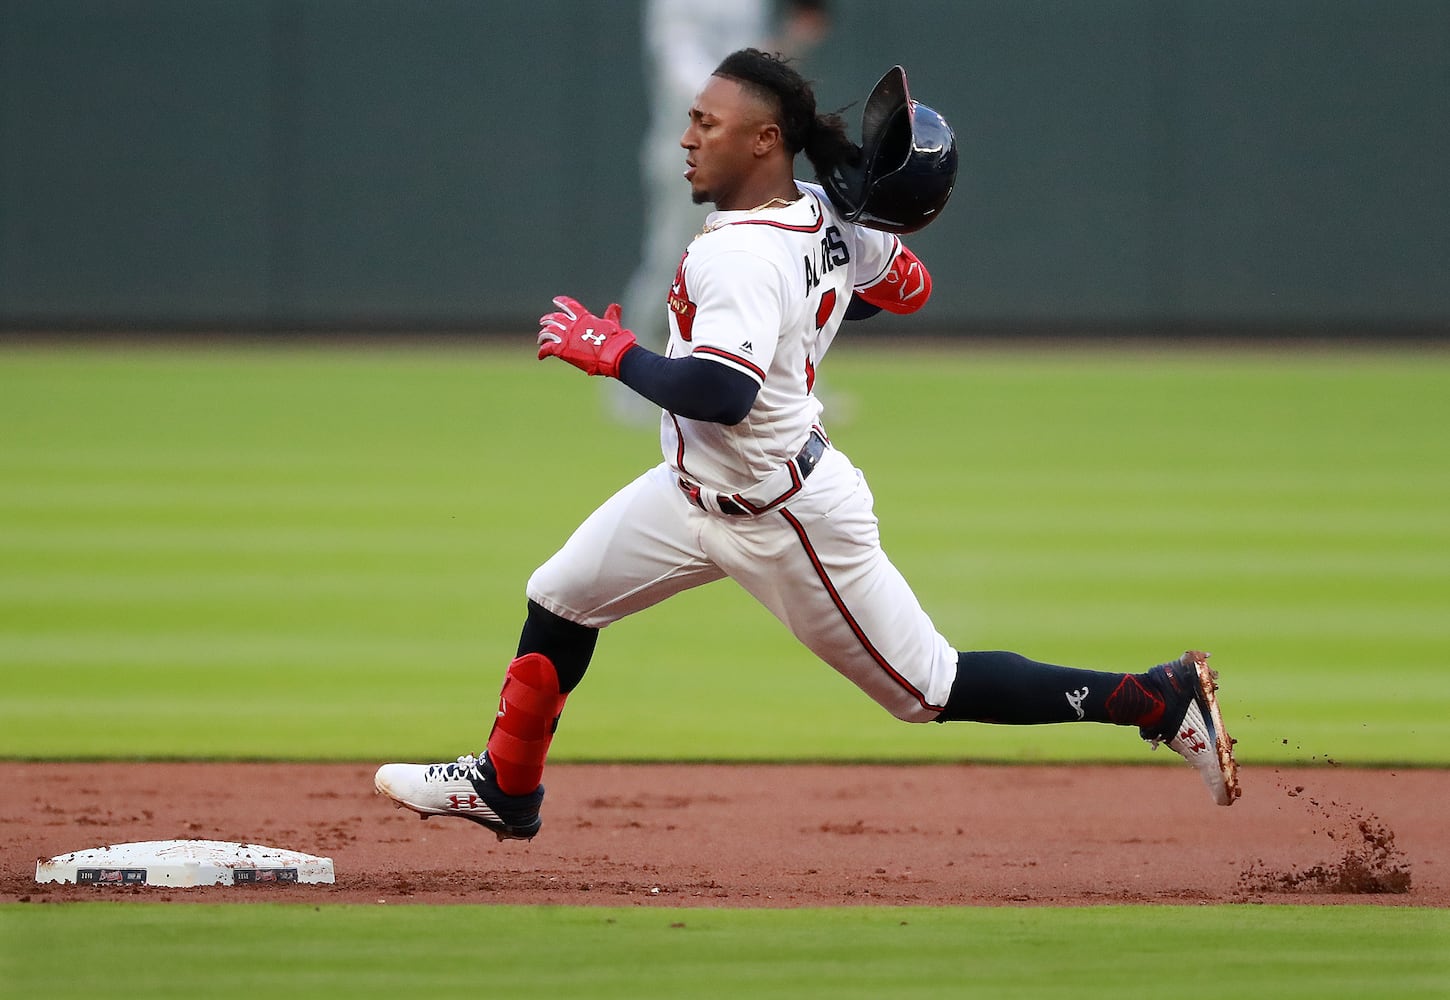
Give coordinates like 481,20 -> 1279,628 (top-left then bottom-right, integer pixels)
679,429 -> 828,517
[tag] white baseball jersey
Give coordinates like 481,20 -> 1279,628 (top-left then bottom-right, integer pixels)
528,180 -> 958,722
660,181 -> 898,493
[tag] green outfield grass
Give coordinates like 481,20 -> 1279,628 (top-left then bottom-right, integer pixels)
2,903 -> 1448,999
2,341 -> 1447,765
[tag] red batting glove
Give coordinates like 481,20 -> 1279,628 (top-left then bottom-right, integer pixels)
536,296 -> 638,378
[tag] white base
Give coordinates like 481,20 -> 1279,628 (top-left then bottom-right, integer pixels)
36,840 -> 335,887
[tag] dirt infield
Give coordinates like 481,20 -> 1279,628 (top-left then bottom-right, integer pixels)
3,762 -> 1443,907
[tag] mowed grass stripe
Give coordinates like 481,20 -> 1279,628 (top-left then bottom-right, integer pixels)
2,344 -> 1446,763
1,903 -> 1447,1000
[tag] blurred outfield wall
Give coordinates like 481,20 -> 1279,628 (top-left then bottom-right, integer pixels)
0,0 -> 1446,334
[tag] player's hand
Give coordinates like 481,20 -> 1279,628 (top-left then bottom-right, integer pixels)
536,296 -> 638,379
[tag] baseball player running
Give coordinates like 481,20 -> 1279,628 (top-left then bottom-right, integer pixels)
376,49 -> 1239,841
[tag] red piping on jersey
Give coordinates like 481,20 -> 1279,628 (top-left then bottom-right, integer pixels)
721,215 -> 825,234
727,460 -> 802,514
668,411 -> 692,479
713,193 -> 826,235
778,507 -> 945,714
692,345 -> 767,382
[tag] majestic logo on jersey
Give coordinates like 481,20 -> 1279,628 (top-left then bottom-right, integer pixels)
803,225 -> 849,293
668,251 -> 697,341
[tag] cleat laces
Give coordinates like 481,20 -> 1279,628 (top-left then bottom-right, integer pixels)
425,754 -> 485,783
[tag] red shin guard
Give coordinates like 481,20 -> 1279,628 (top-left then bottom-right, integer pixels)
486,653 -> 568,795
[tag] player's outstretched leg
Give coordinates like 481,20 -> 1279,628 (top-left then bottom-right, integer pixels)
1138,651 -> 1241,806
937,648 -> 1239,806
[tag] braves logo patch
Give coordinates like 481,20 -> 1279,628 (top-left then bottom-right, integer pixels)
668,251 -> 697,341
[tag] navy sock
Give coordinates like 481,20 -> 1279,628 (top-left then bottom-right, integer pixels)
516,599 -> 597,694
936,650 -> 1165,727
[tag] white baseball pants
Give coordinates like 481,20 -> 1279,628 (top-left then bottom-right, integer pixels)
526,446 -> 958,722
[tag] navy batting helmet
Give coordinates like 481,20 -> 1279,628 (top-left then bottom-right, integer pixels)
822,66 -> 958,234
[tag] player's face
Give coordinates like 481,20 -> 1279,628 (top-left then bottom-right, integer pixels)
680,76 -> 775,210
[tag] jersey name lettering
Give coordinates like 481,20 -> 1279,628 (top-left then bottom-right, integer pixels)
803,225 -> 849,293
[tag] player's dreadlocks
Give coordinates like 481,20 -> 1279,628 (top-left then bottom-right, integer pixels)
713,48 -> 860,183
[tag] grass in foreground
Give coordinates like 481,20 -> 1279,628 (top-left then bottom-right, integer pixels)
2,903 -> 1448,1000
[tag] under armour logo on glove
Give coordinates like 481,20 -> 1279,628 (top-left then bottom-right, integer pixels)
537,295 -> 638,378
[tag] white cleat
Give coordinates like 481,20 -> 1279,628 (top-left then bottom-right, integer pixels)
1143,651 -> 1241,806
374,752 -> 544,841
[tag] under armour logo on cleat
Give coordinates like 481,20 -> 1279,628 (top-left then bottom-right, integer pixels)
1066,687 -> 1089,720
1179,727 -> 1208,753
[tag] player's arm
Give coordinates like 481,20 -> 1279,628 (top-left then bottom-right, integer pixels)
617,350 -> 756,425
853,239 -> 932,316
535,295 -> 756,424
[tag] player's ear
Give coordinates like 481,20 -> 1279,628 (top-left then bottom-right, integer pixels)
754,122 -> 783,158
